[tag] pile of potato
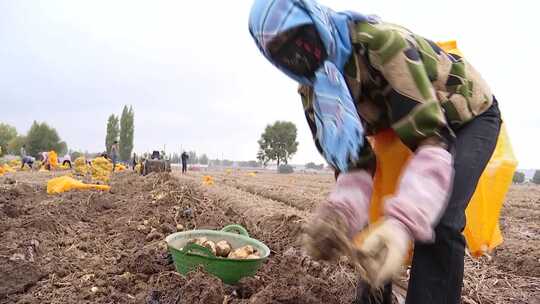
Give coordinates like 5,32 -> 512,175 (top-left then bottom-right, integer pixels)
187,237 -> 261,259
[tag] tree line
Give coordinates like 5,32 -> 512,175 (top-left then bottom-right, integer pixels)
105,105 -> 134,161
513,170 -> 540,184
0,122 -> 67,157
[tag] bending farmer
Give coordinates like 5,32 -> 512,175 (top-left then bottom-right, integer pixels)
249,1 -> 501,303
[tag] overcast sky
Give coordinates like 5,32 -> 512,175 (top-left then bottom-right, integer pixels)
1,0 -> 538,168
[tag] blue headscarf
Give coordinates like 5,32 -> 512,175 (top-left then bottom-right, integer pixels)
249,0 -> 374,172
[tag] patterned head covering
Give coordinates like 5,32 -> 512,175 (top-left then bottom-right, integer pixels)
249,0 -> 374,172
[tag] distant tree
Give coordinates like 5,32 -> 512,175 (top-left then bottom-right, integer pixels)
188,151 -> 198,164
7,136 -> 26,155
171,153 -> 180,163
25,121 -> 67,156
58,142 -> 68,156
105,114 -> 119,155
512,171 -> 525,184
222,159 -> 233,166
119,106 -> 135,161
239,160 -> 260,168
257,121 -> 298,168
199,154 -> 209,165
513,171 -> 525,183
256,149 -> 268,166
278,164 -> 294,174
306,162 -> 317,170
0,123 -> 17,156
533,170 -> 540,185
248,160 -> 261,167
70,150 -> 83,160
305,162 -> 325,170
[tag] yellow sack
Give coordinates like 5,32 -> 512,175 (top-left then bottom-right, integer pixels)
202,175 -> 214,185
463,125 -> 517,255
47,176 -> 110,194
0,166 -> 4,176
48,151 -> 58,169
115,163 -> 126,172
9,159 -> 21,169
366,126 -> 516,257
436,40 -> 464,57
436,40 -> 517,255
135,163 -> 142,174
3,164 -> 16,173
362,41 -> 517,257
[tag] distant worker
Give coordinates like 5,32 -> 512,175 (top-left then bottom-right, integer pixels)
132,153 -> 138,170
21,155 -> 35,169
181,151 -> 189,174
20,144 -> 27,158
110,141 -> 119,172
40,151 -> 50,170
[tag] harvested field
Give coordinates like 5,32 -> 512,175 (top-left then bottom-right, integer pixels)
0,169 -> 538,303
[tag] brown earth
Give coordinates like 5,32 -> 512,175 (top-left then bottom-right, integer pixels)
0,169 -> 538,303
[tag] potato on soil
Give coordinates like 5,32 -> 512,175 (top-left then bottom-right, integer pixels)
215,240 -> 232,257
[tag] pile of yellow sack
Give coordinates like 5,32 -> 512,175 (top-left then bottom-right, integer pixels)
0,164 -> 13,175
3,164 -> 16,173
91,157 -> 113,183
9,159 -> 21,169
115,163 -> 127,172
74,157 -> 89,175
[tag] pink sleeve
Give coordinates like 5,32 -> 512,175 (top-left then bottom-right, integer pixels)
384,146 -> 454,242
325,170 -> 374,238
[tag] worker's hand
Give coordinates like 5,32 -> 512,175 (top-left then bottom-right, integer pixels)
353,218 -> 411,287
303,170 -> 373,261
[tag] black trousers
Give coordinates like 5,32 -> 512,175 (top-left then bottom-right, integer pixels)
356,100 -> 502,304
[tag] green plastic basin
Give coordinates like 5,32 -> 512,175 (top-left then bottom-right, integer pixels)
165,224 -> 270,284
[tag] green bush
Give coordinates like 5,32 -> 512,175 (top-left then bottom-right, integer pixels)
278,164 -> 294,174
533,170 -> 540,185
512,171 -> 525,184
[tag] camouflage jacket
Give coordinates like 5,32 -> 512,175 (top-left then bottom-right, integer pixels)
299,20 -> 493,170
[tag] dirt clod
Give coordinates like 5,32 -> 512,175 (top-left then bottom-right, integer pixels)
0,260 -> 45,298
